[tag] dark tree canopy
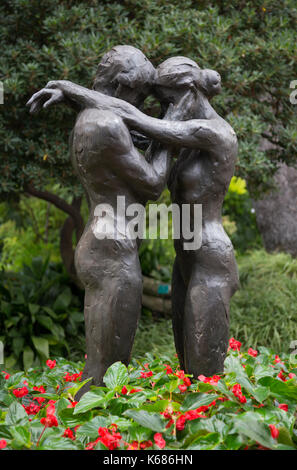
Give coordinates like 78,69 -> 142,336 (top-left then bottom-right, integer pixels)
0,0 -> 296,200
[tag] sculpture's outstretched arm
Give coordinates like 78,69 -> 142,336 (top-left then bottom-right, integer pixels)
27,80 -> 235,152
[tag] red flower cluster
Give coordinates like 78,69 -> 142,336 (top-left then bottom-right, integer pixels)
1,371 -> 10,380
121,386 -> 142,395
140,370 -> 153,379
229,337 -> 242,351
13,386 -> 29,398
278,403 -> 288,412
127,440 -> 153,450
154,433 -> 166,449
0,439 -> 7,449
33,386 -> 46,405
198,374 -> 221,386
63,371 -> 82,382
248,348 -> 258,357
269,424 -> 279,439
63,428 -> 75,440
40,402 -> 58,428
86,425 -> 122,450
46,359 -> 56,369
232,384 -> 247,404
23,402 -> 41,416
164,364 -> 173,375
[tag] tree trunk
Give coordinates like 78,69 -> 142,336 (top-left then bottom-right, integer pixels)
25,185 -> 85,286
254,163 -> 297,257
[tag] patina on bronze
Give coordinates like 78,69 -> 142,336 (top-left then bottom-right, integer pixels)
27,46 -> 239,396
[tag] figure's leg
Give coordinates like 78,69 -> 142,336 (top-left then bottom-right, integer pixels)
183,277 -> 231,378
171,258 -> 187,371
76,253 -> 142,399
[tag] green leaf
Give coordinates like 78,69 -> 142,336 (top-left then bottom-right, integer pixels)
233,412 -> 276,449
0,425 -> 12,439
59,407 -> 92,427
23,346 -> 34,370
10,425 -> 31,449
73,390 -> 106,414
103,362 -> 129,390
32,336 -> 49,359
5,401 -> 29,426
40,437 -> 78,450
259,377 -> 297,402
76,416 -> 109,440
123,409 -> 166,433
187,432 -> 220,450
53,288 -> 71,311
181,393 -> 218,412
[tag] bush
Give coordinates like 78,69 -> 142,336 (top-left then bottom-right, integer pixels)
0,341 -> 297,450
230,250 -> 297,353
0,257 -> 84,370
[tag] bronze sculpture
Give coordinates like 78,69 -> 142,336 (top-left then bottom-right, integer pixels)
27,46 -> 239,395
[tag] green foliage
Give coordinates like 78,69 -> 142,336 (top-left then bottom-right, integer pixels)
230,250 -> 297,353
0,0 -> 296,200
0,347 -> 297,450
0,257 -> 84,370
223,176 -> 262,252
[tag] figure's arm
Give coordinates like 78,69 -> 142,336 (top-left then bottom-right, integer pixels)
27,81 -> 229,153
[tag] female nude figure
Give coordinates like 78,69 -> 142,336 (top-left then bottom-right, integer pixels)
28,46 -> 172,395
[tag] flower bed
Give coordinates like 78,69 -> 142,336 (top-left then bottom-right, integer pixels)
0,339 -> 297,450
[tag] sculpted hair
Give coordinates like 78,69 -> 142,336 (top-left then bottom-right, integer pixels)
93,45 -> 156,94
155,56 -> 221,98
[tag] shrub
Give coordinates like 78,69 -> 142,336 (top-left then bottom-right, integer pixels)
0,341 -> 296,450
0,257 -> 84,370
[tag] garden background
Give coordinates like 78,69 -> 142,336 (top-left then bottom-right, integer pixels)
0,0 -> 297,451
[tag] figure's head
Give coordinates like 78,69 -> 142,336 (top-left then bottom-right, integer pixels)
154,56 -> 221,104
93,45 -> 156,107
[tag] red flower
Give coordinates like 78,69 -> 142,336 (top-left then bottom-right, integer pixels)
198,374 -> 220,385
46,359 -> 56,369
33,385 -> 46,393
121,386 -> 128,395
40,402 -> 58,428
183,377 -> 191,387
0,440 -> 7,449
2,371 -> 10,380
269,424 -> 279,439
277,371 -> 287,382
64,371 -> 82,382
63,428 -> 75,440
232,384 -> 247,404
140,440 -> 153,449
130,388 -> 142,394
154,433 -> 166,449
175,369 -> 185,380
97,426 -> 122,450
176,415 -> 186,431
229,337 -> 242,351
140,370 -> 153,379
13,386 -> 29,398
164,364 -> 173,375
67,401 -> 78,408
23,402 -> 40,415
178,384 -> 187,393
288,373 -> 296,379
184,410 -> 204,421
278,403 -> 288,412
248,348 -> 258,357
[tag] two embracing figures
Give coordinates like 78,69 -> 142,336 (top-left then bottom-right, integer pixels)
27,45 -> 239,398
